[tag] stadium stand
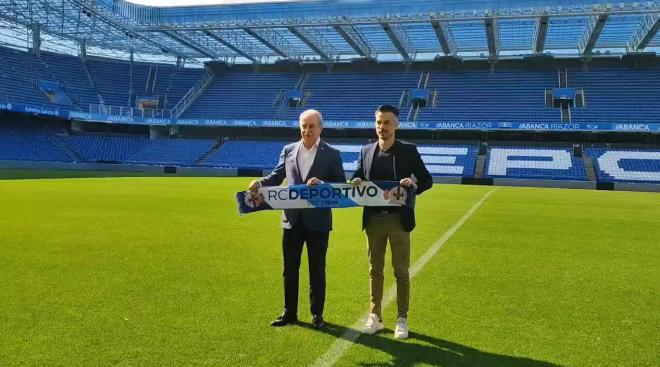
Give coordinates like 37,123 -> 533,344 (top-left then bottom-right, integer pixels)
131,62 -> 151,98
0,121 -> 72,162
569,68 -> 660,124
418,70 -> 561,123
484,146 -> 587,180
64,134 -> 150,163
127,138 -> 215,166
200,140 -> 287,169
182,73 -> 299,119
0,119 -> 211,166
0,47 -> 65,109
0,2 -> 659,192
283,72 -> 420,121
585,148 -> 660,183
86,58 -> 132,107
3,43 -> 660,126
177,67 -> 659,124
4,119 -> 659,186
199,140 -> 478,176
418,144 -> 480,177
151,65 -> 205,109
39,51 -> 100,108
128,62 -> 204,108
0,46 -> 205,113
332,143 -> 479,177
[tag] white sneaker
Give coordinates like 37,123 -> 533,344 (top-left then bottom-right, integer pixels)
394,317 -> 409,339
361,313 -> 384,334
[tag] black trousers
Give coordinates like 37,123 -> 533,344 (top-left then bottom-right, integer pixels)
281,223 -> 329,317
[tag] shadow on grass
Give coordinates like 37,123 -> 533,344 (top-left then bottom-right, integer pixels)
299,321 -> 563,367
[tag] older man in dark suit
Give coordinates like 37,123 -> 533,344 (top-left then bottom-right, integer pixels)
249,109 -> 344,329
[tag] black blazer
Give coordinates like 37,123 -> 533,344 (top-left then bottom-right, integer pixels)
352,140 -> 433,232
260,140 -> 345,231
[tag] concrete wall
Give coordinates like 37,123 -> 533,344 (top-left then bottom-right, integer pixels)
613,182 -> 660,192
493,178 -> 597,190
0,160 -> 236,179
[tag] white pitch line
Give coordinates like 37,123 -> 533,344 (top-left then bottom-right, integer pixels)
311,188 -> 498,367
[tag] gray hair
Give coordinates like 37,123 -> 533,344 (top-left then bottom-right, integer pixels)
299,109 -> 323,127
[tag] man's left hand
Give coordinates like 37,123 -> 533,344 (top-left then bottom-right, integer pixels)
400,177 -> 416,188
307,177 -> 324,185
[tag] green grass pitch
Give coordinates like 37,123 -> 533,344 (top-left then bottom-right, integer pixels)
0,177 -> 658,366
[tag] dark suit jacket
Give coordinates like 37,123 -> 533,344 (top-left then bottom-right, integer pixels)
260,140 -> 345,231
352,140 -> 433,232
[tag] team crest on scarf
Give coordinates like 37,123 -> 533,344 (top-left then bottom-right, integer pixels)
383,186 -> 408,205
244,191 -> 265,208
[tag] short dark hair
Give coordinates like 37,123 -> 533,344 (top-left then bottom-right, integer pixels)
375,104 -> 399,117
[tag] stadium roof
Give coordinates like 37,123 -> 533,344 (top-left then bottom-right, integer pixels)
129,0 -> 300,6
0,0 -> 658,64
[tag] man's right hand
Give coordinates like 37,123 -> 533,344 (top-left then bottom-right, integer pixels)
248,180 -> 261,192
350,177 -> 362,187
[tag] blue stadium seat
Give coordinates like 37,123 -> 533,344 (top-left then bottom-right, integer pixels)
201,140 -> 478,177
283,72 -> 419,121
331,143 -> 478,177
0,47 -> 66,109
128,138 -> 214,166
484,146 -> 586,180
182,73 -> 299,119
3,44 -> 660,125
66,134 -> 150,163
86,59 -> 132,107
0,121 -> 72,162
418,70 -> 560,123
201,141 -> 287,169
569,68 -> 660,124
39,51 -> 100,109
585,148 -> 660,183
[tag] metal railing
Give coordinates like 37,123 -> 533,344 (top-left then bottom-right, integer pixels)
171,69 -> 214,118
626,13 -> 659,52
89,104 -> 172,118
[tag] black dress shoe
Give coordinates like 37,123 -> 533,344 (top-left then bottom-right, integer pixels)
312,315 -> 325,329
271,314 -> 297,327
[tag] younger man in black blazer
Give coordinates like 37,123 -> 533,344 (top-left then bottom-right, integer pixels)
351,105 -> 433,339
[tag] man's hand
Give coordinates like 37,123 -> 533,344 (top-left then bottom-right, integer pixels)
248,180 -> 261,192
350,177 -> 362,187
399,177 -> 416,188
307,177 -> 324,186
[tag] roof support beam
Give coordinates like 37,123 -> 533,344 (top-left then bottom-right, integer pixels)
579,14 -> 609,55
534,15 -> 549,53
430,19 -> 456,56
287,26 -> 333,61
626,13 -> 660,52
161,30 -> 216,58
70,1 -> 185,58
484,16 -> 499,59
380,21 -> 414,62
333,24 -> 373,57
243,28 -> 289,58
31,22 -> 41,56
202,29 -> 258,63
137,3 -> 660,32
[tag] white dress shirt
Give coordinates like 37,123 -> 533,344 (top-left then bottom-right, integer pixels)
298,138 -> 320,181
